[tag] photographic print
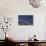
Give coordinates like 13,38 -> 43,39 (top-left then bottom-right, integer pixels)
18,15 -> 33,25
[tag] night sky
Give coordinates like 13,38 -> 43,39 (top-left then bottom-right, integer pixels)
18,15 -> 33,25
